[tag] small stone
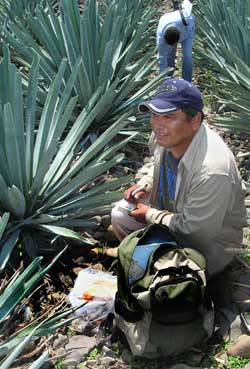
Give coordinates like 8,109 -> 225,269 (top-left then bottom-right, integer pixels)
77,363 -> 86,369
62,335 -> 96,367
53,333 -> 68,349
216,351 -> 228,366
54,347 -> 65,357
227,334 -> 250,358
102,346 -> 117,358
230,314 -> 244,341
244,363 -> 250,369
84,360 -> 97,368
115,358 -> 130,368
99,357 -> 116,366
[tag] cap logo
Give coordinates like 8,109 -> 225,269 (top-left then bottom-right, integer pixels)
147,103 -> 177,114
156,85 -> 177,94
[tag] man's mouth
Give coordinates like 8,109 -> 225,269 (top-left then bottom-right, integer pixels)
155,133 -> 169,138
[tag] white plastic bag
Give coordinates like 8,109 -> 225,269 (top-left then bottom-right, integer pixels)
67,267 -> 117,332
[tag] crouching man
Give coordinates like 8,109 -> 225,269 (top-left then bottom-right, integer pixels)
111,78 -> 247,280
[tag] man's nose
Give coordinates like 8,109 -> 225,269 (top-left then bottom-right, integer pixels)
152,116 -> 167,126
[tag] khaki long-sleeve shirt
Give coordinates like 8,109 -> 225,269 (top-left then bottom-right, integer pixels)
138,123 -> 247,275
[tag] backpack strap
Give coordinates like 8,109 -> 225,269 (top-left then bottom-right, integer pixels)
155,265 -> 196,278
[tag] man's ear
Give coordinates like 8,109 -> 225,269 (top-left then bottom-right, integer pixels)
191,112 -> 202,132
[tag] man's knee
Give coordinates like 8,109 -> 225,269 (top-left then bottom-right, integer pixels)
111,200 -> 146,241
111,201 -> 129,226
111,201 -> 133,241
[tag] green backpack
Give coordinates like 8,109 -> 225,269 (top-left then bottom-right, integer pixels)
114,224 -> 214,358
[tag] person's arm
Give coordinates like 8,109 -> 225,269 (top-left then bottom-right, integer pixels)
133,133 -> 160,191
145,174 -> 233,243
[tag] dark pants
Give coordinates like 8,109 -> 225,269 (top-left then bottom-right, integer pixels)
207,257 -> 250,341
208,257 -> 250,312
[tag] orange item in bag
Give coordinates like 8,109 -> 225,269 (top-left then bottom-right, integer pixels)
82,292 -> 94,301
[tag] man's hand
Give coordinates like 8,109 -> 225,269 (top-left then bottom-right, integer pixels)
129,203 -> 150,223
125,184 -> 149,202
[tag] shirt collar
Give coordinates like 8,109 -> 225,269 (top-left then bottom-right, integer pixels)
179,123 -> 205,171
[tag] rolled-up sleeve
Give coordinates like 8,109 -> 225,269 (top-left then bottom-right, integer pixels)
136,134 -> 160,192
137,160 -> 154,192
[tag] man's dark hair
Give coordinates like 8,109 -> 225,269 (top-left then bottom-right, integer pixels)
164,27 -> 180,45
181,107 -> 205,122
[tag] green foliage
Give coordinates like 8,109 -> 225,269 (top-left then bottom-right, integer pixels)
87,347 -> 102,360
240,253 -> 250,264
54,358 -> 64,369
228,356 -> 250,369
0,255 -> 76,368
194,0 -> 250,132
0,0 -> 59,25
1,0 -> 165,130
0,0 -> 45,21
0,47 -> 135,264
0,215 -> 73,368
0,0 -> 167,262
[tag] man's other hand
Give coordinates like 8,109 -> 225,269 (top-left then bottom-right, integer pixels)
125,184 -> 149,202
129,203 -> 150,223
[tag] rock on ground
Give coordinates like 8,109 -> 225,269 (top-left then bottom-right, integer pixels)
227,334 -> 250,358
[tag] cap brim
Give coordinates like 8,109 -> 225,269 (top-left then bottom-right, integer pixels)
138,99 -> 178,115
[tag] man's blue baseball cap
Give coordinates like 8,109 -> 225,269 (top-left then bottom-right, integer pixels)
138,78 -> 203,115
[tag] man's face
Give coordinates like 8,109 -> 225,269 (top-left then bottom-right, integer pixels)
150,109 -> 201,157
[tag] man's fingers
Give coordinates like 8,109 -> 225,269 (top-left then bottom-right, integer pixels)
134,191 -> 148,199
125,185 -> 140,200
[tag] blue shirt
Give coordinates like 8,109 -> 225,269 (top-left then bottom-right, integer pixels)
159,150 -> 181,211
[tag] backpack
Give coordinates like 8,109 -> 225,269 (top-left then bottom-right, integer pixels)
114,224 -> 214,358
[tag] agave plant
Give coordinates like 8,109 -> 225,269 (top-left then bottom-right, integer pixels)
0,213 -> 76,368
194,0 -> 250,131
1,0 -> 164,130
0,0 -> 45,25
0,248 -> 68,353
0,46 -> 137,265
0,0 -> 59,23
